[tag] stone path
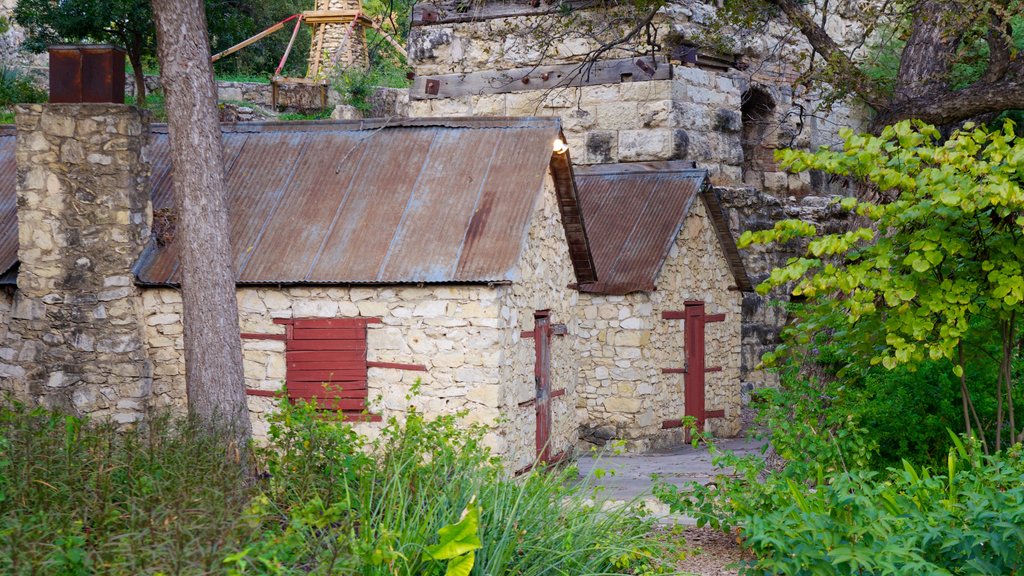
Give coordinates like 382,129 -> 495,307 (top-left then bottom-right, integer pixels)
576,437 -> 767,574
577,437 -> 767,504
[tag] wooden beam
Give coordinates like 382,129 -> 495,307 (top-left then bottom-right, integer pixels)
412,0 -> 602,26
410,56 -> 671,100
211,18 -> 291,62
366,361 -> 428,371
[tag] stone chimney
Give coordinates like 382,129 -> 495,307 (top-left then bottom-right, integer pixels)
2,103 -> 153,424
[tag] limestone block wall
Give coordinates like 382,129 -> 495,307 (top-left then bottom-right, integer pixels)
143,284 -> 508,443
0,288 -> 11,348
576,198 -> 742,451
497,175 -> 581,471
141,174 -> 582,469
408,4 -> 871,194
408,81 -> 678,167
1,105 -> 153,423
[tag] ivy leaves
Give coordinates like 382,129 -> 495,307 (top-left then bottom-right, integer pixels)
746,119 -> 1024,374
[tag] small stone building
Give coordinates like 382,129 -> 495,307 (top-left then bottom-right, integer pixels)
0,106 -> 596,471
573,161 -> 751,450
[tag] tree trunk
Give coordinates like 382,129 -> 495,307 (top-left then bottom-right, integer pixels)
128,44 -> 147,105
150,0 -> 252,455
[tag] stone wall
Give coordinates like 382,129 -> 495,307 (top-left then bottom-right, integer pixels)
0,104 -> 153,423
0,288 -> 11,348
140,174 -> 581,469
716,186 -> 854,401
577,197 -> 742,451
496,174 -> 581,471
407,4 -> 871,193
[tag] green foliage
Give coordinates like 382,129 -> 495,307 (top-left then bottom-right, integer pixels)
14,0 -> 155,83
657,418 -> 1024,574
2,395 -> 676,575
333,65 -> 409,113
14,0 -> 313,79
227,397 -> 675,575
742,442 -> 1024,575
0,66 -> 47,108
742,120 -> 1024,374
654,375 -> 877,535
207,0 -> 311,78
330,0 -> 414,110
0,401 -> 254,574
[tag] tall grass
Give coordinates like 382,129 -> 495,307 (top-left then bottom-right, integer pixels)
0,403 -> 253,574
231,399 -> 676,575
1,397 -> 675,575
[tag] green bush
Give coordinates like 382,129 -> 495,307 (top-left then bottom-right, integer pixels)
0,66 -> 46,108
742,439 -> 1024,575
0,402 -> 254,574
657,420 -> 1024,575
228,397 -> 675,575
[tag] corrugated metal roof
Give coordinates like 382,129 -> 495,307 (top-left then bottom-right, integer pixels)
0,127 -> 16,283
135,117 -> 575,285
575,161 -> 750,295
0,117 -> 598,287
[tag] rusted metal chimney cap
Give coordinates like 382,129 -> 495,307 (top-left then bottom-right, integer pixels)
48,44 -> 127,104
49,44 -> 126,52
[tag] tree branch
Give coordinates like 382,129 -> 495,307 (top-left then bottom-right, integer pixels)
763,0 -> 888,109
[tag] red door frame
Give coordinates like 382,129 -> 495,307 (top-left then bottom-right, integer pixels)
662,301 -> 726,435
533,311 -> 553,461
683,302 -> 706,430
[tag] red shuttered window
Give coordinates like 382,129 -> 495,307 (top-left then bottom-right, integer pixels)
279,317 -> 379,422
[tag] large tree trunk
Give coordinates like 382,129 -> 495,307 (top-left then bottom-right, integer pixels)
150,0 -> 252,453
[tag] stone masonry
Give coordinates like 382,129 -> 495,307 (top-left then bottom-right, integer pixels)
407,3 -> 870,194
576,198 -> 742,450
139,174 -> 579,471
308,0 -> 370,76
1,104 -> 153,423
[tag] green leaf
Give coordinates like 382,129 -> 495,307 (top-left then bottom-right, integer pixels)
444,551 -> 475,576
425,498 -> 483,561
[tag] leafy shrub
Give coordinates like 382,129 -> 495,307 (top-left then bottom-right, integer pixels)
743,438 -> 1024,575
0,401 -> 254,574
657,420 -> 1024,575
228,398 -> 675,575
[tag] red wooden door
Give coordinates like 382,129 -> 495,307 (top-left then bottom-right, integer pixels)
684,302 -> 707,431
534,311 -> 553,461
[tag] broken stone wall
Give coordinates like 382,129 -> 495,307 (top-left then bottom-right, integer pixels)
716,186 -> 854,401
1,104 -> 153,424
576,197 -> 742,451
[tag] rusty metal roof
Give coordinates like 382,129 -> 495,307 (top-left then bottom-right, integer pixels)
135,117 -> 591,285
0,127 -> 16,283
0,118 -> 597,287
574,161 -> 751,295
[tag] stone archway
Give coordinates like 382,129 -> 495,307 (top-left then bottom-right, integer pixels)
740,86 -> 778,189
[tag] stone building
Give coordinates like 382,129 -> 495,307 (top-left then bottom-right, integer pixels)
0,106 -> 598,470
406,0 -> 869,193
573,161 -> 751,450
404,0 -> 868,397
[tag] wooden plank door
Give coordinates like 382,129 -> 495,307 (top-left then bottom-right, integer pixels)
534,311 -> 553,461
683,301 -> 707,431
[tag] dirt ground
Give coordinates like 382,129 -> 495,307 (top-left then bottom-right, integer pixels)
675,526 -> 754,575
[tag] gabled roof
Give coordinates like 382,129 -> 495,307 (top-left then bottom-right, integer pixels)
574,161 -> 752,295
0,118 -> 597,287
